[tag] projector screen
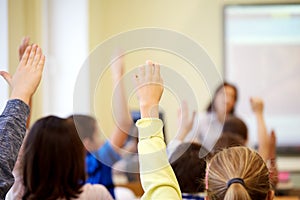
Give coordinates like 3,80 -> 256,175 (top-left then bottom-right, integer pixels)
224,4 -> 300,148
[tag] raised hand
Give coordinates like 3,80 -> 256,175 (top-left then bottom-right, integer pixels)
250,97 -> 264,115
176,101 -> 196,141
135,60 -> 163,118
250,97 -> 269,161
0,44 -> 45,105
109,51 -> 133,151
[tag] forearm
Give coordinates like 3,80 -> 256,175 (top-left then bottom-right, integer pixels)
137,118 -> 181,200
0,99 -> 29,198
175,127 -> 190,141
110,75 -> 133,149
113,75 -> 132,126
255,113 -> 269,161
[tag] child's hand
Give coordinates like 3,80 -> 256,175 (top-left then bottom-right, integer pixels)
0,44 -> 45,105
135,60 -> 163,118
250,97 -> 264,115
177,101 -> 196,140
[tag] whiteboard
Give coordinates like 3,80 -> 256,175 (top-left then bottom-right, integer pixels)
224,4 -> 300,147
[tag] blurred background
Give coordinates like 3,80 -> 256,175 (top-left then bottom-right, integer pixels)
1,0 -> 300,197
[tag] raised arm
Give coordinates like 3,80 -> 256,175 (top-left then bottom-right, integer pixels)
176,101 -> 196,141
250,97 -> 269,161
167,101 -> 196,157
135,60 -> 181,200
18,36 -> 32,128
0,44 -> 45,198
109,53 -> 133,151
268,130 -> 278,189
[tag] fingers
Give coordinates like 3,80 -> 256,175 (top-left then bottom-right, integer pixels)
136,64 -> 145,82
153,63 -> 160,75
21,36 -> 30,47
134,60 -> 162,84
32,47 -> 42,68
250,97 -> 263,105
19,37 -> 30,61
0,71 -> 12,86
27,44 -> 38,66
20,46 -> 32,65
250,97 -> 264,112
38,55 -> 46,71
145,60 -> 153,76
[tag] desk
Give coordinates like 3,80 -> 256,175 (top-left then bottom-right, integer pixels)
115,181 -> 144,197
275,196 -> 299,200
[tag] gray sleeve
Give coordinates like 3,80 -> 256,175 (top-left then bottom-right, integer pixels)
0,99 -> 29,199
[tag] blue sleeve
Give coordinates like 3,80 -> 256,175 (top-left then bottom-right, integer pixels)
0,99 -> 29,199
92,141 -> 121,167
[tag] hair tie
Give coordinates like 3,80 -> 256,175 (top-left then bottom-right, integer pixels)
227,178 -> 245,188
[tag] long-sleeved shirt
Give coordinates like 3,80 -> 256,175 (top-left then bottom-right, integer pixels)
136,118 -> 182,200
184,112 -> 223,152
0,99 -> 29,199
86,141 -> 121,198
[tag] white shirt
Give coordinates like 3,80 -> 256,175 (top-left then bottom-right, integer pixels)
184,112 -> 223,153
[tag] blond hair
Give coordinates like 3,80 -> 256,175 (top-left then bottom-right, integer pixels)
207,146 -> 270,200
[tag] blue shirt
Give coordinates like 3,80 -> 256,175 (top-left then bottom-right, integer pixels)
86,141 -> 121,199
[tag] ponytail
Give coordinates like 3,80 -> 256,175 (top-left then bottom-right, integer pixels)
207,147 -> 270,200
224,183 -> 251,200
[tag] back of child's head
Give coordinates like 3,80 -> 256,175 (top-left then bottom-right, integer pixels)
68,114 -> 97,140
169,142 -> 209,193
223,115 -> 248,142
210,132 -> 245,157
22,116 -> 86,199
207,146 -> 270,200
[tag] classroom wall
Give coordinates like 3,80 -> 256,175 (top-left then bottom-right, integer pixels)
6,0 -> 299,140
89,0 -> 223,141
89,0 -> 300,141
8,0 -> 43,124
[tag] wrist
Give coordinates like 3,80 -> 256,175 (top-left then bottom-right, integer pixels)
255,112 -> 264,118
10,90 -> 30,105
140,104 -> 159,118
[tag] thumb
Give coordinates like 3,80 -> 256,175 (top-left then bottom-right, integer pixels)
0,71 -> 12,86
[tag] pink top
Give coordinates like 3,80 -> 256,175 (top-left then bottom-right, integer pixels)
6,183 -> 113,200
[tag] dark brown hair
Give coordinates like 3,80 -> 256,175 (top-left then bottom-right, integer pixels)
170,143 -> 209,193
223,115 -> 248,141
206,82 -> 238,114
68,114 -> 97,140
210,132 -> 245,158
22,116 -> 86,200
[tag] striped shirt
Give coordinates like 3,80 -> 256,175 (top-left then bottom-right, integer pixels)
182,193 -> 206,200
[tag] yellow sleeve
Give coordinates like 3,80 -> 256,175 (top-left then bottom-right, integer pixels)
136,118 -> 182,200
